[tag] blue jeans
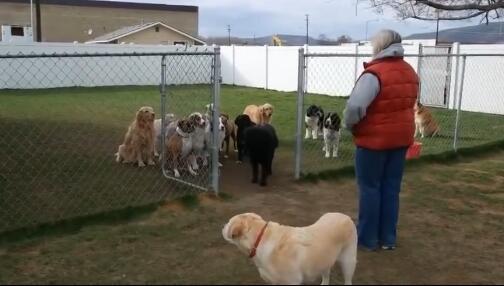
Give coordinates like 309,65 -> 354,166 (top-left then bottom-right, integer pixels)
355,147 -> 407,250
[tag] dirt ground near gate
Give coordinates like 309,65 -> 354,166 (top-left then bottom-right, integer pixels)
1,148 -> 504,284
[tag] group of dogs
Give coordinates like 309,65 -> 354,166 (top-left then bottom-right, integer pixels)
304,105 -> 342,158
114,101 -> 441,285
114,103 -> 278,186
221,103 -> 441,286
303,101 -> 440,159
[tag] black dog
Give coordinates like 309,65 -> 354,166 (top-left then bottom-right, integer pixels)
235,114 -> 256,163
245,124 -> 278,186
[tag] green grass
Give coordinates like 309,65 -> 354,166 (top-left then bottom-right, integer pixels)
1,85 -> 503,235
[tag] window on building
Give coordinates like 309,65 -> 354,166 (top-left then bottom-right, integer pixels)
174,41 -> 186,46
155,26 -> 160,32
11,26 -> 24,36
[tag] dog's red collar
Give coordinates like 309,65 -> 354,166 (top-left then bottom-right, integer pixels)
249,222 -> 269,259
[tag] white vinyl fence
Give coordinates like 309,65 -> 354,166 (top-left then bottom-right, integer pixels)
0,42 -> 213,89
1,42 -> 504,114
221,43 -> 504,115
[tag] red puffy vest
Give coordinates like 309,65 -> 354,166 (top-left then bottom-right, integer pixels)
353,57 -> 419,150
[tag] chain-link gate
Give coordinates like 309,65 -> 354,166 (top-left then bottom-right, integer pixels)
295,50 -> 504,178
419,46 -> 452,108
0,47 -> 220,234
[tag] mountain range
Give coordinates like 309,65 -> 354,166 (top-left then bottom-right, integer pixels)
203,23 -> 504,45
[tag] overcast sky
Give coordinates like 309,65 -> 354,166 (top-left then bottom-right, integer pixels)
108,0 -> 477,40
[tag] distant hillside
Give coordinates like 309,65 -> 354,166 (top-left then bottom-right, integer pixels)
406,22 -> 504,44
204,34 -> 345,46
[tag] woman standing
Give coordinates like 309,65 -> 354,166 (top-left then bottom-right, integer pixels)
344,30 -> 419,251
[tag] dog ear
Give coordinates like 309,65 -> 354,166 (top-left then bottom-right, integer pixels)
136,109 -> 142,122
229,220 -> 246,239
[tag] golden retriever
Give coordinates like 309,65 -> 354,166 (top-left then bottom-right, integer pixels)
243,103 -> 274,125
222,212 -> 357,285
115,106 -> 156,167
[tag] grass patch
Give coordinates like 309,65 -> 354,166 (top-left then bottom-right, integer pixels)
1,85 -> 503,235
178,195 -> 200,209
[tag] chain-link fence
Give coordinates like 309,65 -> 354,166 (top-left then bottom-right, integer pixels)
0,48 -> 221,234
295,50 -> 504,178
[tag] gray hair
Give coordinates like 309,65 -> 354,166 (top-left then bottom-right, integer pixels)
371,29 -> 402,57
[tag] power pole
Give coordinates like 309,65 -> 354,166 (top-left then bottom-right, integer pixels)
435,9 -> 440,46
35,0 -> 41,42
227,25 -> 231,45
305,14 -> 309,45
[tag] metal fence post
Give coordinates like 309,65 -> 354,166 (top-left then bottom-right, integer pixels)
451,42 -> 461,109
294,48 -> 305,180
453,55 -> 466,152
160,55 -> 167,170
353,43 -> 359,83
417,44 -> 423,102
211,46 -> 221,194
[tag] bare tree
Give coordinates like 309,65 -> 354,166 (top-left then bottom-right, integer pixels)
365,0 -> 504,23
318,33 -> 330,41
336,35 -> 353,44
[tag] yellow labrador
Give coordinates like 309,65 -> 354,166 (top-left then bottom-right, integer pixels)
222,213 -> 357,285
243,103 -> 274,125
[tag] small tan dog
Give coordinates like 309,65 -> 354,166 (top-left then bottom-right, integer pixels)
243,103 -> 274,125
220,113 -> 237,158
222,213 -> 357,285
115,106 -> 156,167
414,102 -> 440,138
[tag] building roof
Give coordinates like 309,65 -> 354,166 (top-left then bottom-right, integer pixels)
0,0 -> 198,12
85,22 -> 206,45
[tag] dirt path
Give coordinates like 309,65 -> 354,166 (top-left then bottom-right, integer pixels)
1,152 -> 503,284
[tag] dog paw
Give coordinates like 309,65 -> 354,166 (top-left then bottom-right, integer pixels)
154,152 -> 160,157
174,170 -> 180,178
325,153 -> 330,158
190,170 -> 198,176
236,160 -> 243,164
224,155 -> 229,159
193,164 -> 199,171
218,162 -> 223,167
332,153 -> 339,158
148,160 -> 156,166
234,149 -> 238,153
138,161 -> 146,167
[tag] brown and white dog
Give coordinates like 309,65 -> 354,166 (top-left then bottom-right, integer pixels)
414,102 -> 440,138
165,119 -> 196,178
220,113 -> 237,158
222,213 -> 357,285
243,103 -> 274,125
115,106 -> 156,167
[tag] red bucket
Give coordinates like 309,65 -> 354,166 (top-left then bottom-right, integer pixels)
406,142 -> 422,160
